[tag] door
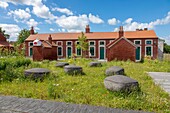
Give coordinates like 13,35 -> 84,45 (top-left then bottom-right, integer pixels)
136,47 -> 141,61
29,47 -> 33,56
67,47 -> 72,58
99,47 -> 105,59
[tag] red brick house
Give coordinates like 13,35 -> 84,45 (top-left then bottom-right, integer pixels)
0,33 -> 13,52
25,25 -> 158,61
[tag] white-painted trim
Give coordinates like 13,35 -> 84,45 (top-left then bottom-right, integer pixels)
136,46 -> 142,61
66,46 -> 72,57
110,40 -> 114,43
134,40 -> 141,45
57,41 -> 63,46
98,40 -> 106,59
145,46 -> 153,57
89,46 -> 95,57
89,41 -> 96,45
108,37 -> 136,48
57,46 -> 63,56
145,40 -> 153,45
66,41 -> 72,46
28,42 -> 33,46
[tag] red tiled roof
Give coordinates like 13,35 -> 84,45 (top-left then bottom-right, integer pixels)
0,41 -> 13,47
42,41 -> 52,48
25,30 -> 158,41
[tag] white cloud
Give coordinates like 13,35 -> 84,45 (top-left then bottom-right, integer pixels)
8,8 -> 31,22
0,1 -> 9,9
50,28 -> 54,32
45,19 -> 52,24
161,36 -> 170,45
56,15 -> 89,32
58,28 -> 66,32
0,24 -> 21,41
89,13 -> 104,24
26,19 -> 39,30
124,18 -> 133,24
114,11 -> 170,31
108,18 -> 120,25
4,0 -> 57,20
52,7 -> 73,15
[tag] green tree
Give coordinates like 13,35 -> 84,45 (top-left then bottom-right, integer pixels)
0,27 -> 10,39
76,32 -> 89,57
164,43 -> 170,53
16,29 -> 30,44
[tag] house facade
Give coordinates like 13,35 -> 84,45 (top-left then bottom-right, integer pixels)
25,25 -> 159,61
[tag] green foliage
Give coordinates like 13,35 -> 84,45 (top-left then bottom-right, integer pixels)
16,29 -> 30,44
0,58 -> 170,112
76,32 -> 88,57
164,43 -> 170,53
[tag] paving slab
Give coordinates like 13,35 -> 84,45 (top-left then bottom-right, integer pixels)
148,72 -> 170,94
0,95 -> 152,113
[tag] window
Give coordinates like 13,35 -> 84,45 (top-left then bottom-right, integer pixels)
145,46 -> 152,56
89,46 -> 95,56
57,41 -> 63,46
134,40 -> 141,45
89,41 -> 95,45
76,48 -> 81,56
99,41 -> 105,45
146,40 -> 152,45
29,47 -> 33,56
67,41 -> 72,45
29,42 -> 33,46
58,47 -> 62,56
76,41 -> 80,45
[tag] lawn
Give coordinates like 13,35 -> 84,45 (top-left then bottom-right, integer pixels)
164,53 -> 170,61
0,57 -> 170,113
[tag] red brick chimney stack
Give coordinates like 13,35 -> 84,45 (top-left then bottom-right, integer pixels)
85,25 -> 90,33
30,26 -> 35,35
119,26 -> 124,38
48,34 -> 52,44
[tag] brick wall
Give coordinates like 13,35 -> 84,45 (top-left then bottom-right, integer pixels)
107,39 -> 136,61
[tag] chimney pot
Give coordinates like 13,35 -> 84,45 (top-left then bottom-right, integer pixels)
85,25 -> 90,33
144,28 -> 148,31
119,26 -> 124,38
30,26 -> 34,35
48,34 -> 52,44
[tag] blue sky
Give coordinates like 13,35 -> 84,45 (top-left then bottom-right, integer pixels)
0,0 -> 170,44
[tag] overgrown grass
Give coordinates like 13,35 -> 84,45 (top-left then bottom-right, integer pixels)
0,58 -> 170,113
164,53 -> 170,61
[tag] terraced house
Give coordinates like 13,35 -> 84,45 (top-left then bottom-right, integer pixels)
25,25 -> 159,61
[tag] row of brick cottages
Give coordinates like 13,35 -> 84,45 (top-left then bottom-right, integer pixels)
25,26 -> 159,62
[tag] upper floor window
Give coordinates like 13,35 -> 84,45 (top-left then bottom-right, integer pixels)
145,40 -> 152,45
29,42 -> 33,46
57,41 -> 63,46
99,41 -> 105,46
67,41 -> 72,46
134,40 -> 141,45
89,41 -> 95,46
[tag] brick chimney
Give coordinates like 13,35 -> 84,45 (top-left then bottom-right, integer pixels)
48,34 -> 52,44
85,25 -> 90,33
119,26 -> 124,38
30,26 -> 34,35
144,28 -> 148,31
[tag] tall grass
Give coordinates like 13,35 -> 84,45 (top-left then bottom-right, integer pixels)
0,57 -> 170,113
164,54 -> 170,61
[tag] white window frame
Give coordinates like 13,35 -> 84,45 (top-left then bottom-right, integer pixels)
145,46 -> 153,57
29,42 -> 33,46
98,40 -> 106,59
66,41 -> 72,46
134,40 -> 141,45
89,41 -> 96,46
89,46 -> 96,57
57,41 -> 63,46
75,41 -> 82,56
145,40 -> 153,45
57,46 -> 63,56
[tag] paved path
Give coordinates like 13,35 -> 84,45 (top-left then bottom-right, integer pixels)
148,72 -> 170,94
0,95 -> 151,113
